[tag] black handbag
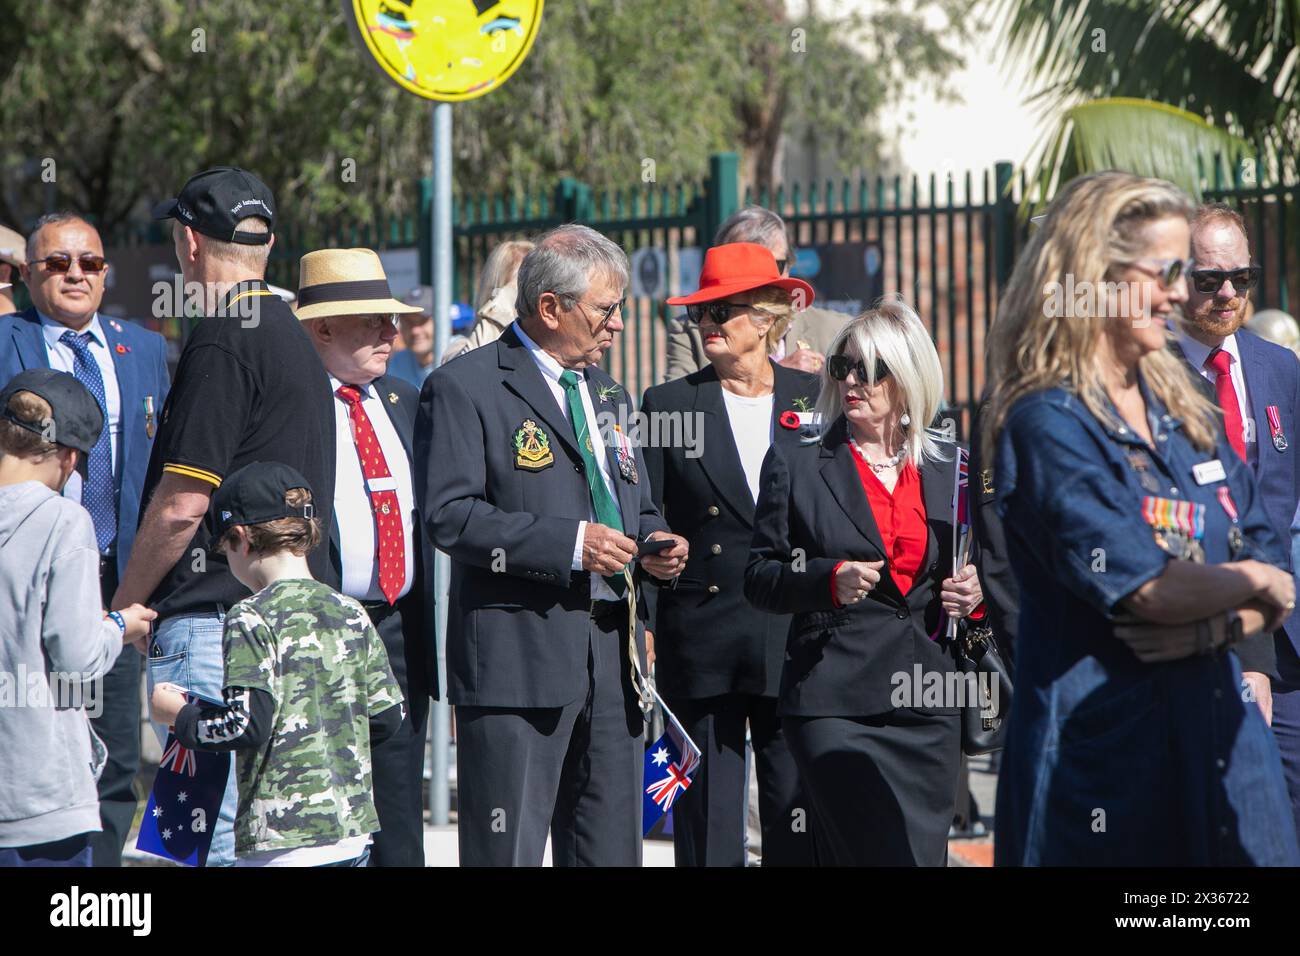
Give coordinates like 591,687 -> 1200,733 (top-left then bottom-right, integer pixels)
953,621 -> 1012,756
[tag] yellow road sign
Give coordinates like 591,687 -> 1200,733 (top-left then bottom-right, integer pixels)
347,0 -> 543,102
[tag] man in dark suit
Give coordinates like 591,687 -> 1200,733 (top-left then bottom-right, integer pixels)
1171,202 -> 1300,839
417,225 -> 688,866
0,212 -> 170,867
297,247 -> 439,867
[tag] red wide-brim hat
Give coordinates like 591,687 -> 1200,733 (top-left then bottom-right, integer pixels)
666,242 -> 815,307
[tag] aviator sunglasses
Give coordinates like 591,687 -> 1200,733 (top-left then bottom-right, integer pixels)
31,253 -> 108,275
827,353 -> 891,383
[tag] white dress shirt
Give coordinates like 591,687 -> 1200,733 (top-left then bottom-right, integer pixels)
330,375 -> 416,602
40,311 -> 121,508
1175,329 -> 1256,465
512,322 -> 624,602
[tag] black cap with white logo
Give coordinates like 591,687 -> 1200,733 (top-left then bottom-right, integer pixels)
209,461 -> 315,549
152,166 -> 276,245
0,368 -> 105,476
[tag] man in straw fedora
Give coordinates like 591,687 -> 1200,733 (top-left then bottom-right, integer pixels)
296,247 -> 440,866
114,166 -> 337,866
0,223 -> 25,314
416,224 -> 689,866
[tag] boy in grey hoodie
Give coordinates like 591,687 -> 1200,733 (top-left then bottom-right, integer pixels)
0,369 -> 154,866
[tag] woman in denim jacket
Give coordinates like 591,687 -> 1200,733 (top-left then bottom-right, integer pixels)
984,171 -> 1299,866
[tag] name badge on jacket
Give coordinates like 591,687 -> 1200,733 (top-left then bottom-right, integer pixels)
1192,460 -> 1226,485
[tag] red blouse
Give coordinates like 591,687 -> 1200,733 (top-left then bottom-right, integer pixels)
833,445 -> 928,604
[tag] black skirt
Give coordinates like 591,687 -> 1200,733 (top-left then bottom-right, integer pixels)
783,709 -> 961,865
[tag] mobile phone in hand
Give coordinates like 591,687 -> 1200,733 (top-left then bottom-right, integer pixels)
637,536 -> 675,557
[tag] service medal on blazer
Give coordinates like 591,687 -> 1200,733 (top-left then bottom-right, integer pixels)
1267,404 -> 1288,452
513,418 -> 555,470
144,395 -> 157,440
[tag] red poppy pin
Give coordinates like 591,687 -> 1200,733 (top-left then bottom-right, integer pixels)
115,344 -> 130,354
779,410 -> 800,430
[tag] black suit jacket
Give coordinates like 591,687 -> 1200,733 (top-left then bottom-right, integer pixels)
746,416 -> 960,718
320,373 -> 439,702
641,361 -> 819,700
415,324 -> 669,709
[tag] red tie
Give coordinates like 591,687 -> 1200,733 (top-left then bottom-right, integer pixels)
336,385 -> 406,604
1206,349 -> 1247,461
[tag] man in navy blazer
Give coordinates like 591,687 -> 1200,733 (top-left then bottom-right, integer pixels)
1172,202 -> 1300,841
417,225 -> 688,866
0,212 -> 170,866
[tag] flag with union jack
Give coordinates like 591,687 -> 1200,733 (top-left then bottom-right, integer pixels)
642,690 -> 702,837
135,726 -> 230,867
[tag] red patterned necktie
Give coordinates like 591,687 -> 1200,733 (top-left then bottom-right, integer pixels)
1205,349 -> 1247,461
336,385 -> 406,604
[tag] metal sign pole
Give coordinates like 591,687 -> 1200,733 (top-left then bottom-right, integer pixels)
429,100 -> 453,828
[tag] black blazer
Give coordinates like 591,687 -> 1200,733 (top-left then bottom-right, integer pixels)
641,361 -> 819,700
745,416 -> 961,718
415,325 -> 669,709
320,373 -> 440,702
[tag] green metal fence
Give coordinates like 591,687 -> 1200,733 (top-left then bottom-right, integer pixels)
115,150 -> 1298,438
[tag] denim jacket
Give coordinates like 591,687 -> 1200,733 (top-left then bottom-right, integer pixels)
991,382 -> 1298,866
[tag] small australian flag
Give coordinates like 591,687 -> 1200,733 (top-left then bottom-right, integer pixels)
642,690 -> 702,837
135,725 -> 231,867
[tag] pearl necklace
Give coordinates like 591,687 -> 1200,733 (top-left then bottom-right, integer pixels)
849,435 -> 905,473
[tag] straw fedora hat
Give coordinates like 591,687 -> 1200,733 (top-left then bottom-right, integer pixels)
0,224 -> 25,269
293,247 -> 425,321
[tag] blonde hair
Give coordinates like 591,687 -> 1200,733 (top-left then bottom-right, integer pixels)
816,296 -> 950,466
201,217 -> 272,273
983,171 -> 1218,460
475,239 -> 535,315
737,286 -> 795,351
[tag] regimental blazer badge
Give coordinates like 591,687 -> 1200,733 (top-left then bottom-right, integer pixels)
513,418 -> 555,470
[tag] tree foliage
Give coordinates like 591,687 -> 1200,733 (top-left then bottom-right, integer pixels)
0,0 -> 969,239
989,0 -> 1300,188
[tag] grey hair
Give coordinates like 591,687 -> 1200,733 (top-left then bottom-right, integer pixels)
516,224 -> 628,320
713,205 -> 791,250
27,212 -> 96,260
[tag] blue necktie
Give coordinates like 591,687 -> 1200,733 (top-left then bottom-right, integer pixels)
59,330 -> 116,552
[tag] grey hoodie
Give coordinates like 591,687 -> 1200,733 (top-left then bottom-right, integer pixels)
0,480 -> 123,847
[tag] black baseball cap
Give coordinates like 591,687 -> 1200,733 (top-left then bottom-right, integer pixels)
209,461 -> 316,549
0,368 -> 105,477
152,166 -> 276,245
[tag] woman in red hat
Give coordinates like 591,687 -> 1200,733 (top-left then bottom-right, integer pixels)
744,296 -> 986,865
640,242 -> 819,866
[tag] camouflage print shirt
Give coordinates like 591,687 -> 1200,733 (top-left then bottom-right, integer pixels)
220,578 -> 402,855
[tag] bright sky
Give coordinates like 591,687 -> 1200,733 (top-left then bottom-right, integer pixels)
795,0 -> 1045,195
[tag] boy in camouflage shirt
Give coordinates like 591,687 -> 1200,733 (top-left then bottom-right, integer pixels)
151,462 -> 402,866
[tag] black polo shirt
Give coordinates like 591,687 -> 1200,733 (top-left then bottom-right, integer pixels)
142,280 -> 335,618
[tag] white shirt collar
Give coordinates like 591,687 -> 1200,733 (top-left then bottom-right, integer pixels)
512,321 -> 583,385
328,374 -> 377,401
1176,327 -> 1240,371
39,310 -> 104,348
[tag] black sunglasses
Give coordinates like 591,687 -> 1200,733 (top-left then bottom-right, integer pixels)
827,353 -> 890,383
686,301 -> 758,325
1190,266 -> 1260,295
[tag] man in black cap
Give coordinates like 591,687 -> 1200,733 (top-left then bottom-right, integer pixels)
110,167 -> 336,867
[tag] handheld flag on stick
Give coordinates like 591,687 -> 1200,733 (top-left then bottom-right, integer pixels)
643,685 -> 702,837
135,708 -> 231,867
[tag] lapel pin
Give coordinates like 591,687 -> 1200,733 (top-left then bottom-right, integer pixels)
115,343 -> 129,354
388,392 -> 399,404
